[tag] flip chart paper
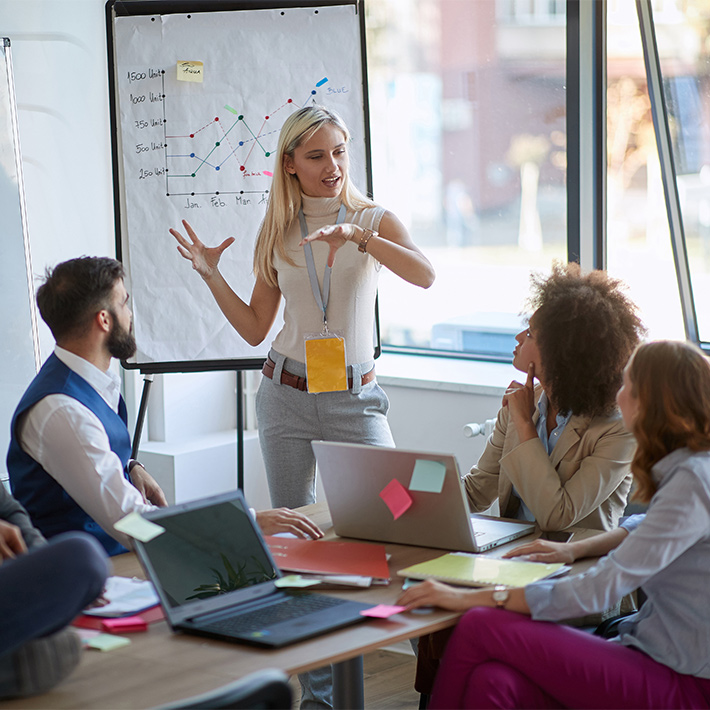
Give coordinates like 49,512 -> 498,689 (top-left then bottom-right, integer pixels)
113,512 -> 165,542
409,459 -> 447,493
379,479 -> 413,520
360,604 -> 406,618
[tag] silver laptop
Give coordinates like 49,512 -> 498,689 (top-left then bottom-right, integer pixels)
312,441 -> 534,553
133,490 -> 371,648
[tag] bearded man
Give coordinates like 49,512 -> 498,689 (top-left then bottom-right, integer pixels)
7,257 -> 320,556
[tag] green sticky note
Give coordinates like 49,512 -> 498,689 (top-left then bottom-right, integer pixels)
87,634 -> 132,652
274,575 -> 321,589
113,512 -> 165,542
409,459 -> 447,494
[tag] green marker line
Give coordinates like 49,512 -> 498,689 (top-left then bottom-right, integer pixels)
241,119 -> 268,156
224,104 -> 239,115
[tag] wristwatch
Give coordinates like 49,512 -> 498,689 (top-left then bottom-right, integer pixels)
128,459 -> 143,474
492,585 -> 509,609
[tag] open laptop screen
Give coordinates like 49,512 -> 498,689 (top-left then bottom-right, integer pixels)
138,496 -> 279,609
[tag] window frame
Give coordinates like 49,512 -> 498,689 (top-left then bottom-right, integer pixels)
634,0 -> 700,345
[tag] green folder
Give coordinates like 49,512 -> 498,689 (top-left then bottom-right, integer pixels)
398,552 -> 566,588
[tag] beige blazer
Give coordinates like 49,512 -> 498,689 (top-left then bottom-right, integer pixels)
463,393 -> 635,531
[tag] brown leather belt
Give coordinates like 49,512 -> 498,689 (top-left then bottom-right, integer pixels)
262,356 -> 375,392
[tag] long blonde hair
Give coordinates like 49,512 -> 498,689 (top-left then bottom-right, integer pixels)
254,105 -> 374,287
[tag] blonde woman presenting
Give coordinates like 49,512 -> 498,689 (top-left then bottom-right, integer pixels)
171,105 -> 434,709
171,105 -> 433,508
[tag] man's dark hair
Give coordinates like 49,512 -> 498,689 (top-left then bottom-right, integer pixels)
526,261 -> 646,418
36,257 -> 125,341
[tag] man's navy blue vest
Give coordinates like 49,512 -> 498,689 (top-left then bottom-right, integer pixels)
7,353 -> 131,556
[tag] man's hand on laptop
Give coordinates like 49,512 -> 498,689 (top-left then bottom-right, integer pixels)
256,508 -> 323,539
129,465 -> 168,507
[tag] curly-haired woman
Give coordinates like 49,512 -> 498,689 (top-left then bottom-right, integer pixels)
464,261 -> 645,531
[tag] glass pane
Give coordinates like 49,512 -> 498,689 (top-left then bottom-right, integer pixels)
634,0 -> 710,342
605,0 -> 685,340
366,0 -> 567,358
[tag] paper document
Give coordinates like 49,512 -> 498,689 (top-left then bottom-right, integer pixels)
83,576 -> 159,617
398,553 -> 567,588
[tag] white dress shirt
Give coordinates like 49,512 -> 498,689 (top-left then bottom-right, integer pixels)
17,346 -> 156,549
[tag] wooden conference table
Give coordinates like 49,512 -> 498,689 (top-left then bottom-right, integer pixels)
3,503 -> 599,710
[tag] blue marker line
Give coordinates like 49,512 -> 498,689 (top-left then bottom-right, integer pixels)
316,77 -> 328,87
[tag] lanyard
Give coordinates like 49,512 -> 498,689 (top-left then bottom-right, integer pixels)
301,203 -> 347,333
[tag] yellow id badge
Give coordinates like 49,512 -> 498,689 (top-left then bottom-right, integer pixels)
305,335 -> 348,393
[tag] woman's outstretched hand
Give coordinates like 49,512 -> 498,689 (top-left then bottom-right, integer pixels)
397,579 -> 476,612
169,219 -> 235,280
503,538 -> 576,564
300,223 -> 359,268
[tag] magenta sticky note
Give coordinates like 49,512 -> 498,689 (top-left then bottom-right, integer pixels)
101,616 -> 148,633
360,604 -> 407,619
379,479 -> 413,520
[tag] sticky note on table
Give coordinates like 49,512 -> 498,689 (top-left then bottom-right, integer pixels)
409,459 -> 447,494
113,512 -> 165,542
360,604 -> 406,619
87,634 -> 132,652
177,60 -> 203,82
274,575 -> 321,589
379,479 -> 413,520
101,616 -> 148,633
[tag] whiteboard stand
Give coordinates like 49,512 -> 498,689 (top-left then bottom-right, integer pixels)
131,368 -> 248,491
108,0 -> 371,496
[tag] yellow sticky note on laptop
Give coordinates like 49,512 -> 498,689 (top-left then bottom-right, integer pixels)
114,512 -> 165,542
177,61 -> 203,82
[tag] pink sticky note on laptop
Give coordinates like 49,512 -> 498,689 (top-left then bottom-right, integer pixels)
379,479 -> 413,520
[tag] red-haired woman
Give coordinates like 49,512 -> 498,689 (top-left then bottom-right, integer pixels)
400,340 -> 710,709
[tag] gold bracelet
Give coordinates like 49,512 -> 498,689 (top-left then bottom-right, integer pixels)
358,228 -> 377,254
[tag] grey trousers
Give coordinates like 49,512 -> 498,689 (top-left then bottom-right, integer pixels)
256,350 -> 395,509
255,350 -> 394,708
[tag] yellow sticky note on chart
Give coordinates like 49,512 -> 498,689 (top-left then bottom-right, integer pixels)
305,336 -> 348,393
177,61 -> 203,82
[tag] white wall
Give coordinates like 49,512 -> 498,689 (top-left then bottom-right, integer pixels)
0,1 -> 237,469
1,0 -> 114,359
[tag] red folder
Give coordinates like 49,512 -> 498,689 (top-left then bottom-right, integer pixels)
265,536 -> 390,580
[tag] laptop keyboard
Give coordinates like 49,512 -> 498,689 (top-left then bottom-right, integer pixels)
201,593 -> 348,635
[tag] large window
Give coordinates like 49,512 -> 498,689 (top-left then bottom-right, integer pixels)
366,0 -> 567,360
367,0 -> 703,358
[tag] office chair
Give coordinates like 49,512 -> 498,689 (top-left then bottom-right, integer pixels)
154,669 -> 292,710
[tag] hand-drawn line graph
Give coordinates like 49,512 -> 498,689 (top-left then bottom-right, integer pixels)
161,76 -> 331,197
